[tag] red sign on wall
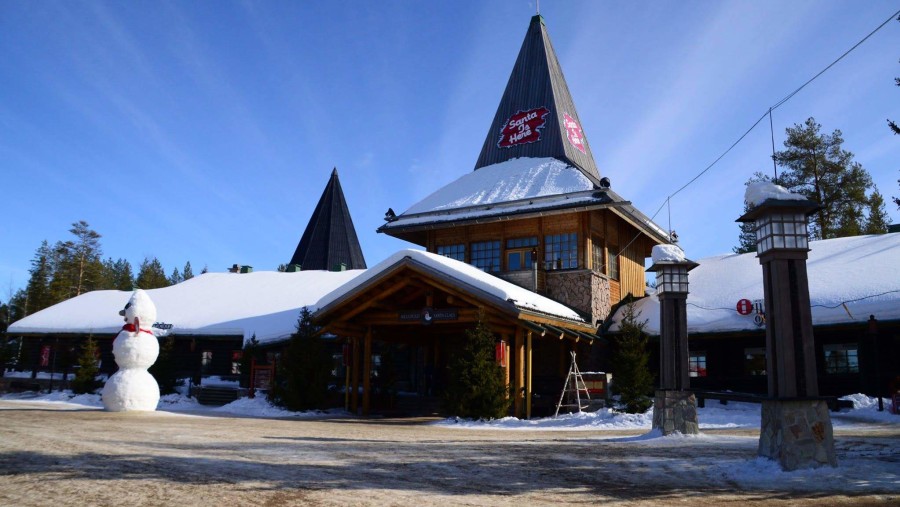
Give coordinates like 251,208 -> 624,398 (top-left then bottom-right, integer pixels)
495,341 -> 507,368
498,107 -> 550,148
40,345 -> 51,367
736,299 -> 753,316
563,113 -> 586,154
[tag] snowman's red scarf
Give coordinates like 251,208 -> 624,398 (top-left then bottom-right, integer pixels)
121,323 -> 155,335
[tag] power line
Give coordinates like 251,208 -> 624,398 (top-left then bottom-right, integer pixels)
617,7 -> 899,256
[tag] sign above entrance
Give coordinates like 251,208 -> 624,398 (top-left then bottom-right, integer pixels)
498,106 -> 550,148
398,307 -> 459,325
563,113 -> 586,154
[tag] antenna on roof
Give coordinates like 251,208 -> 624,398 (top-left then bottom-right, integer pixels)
536,0 -> 540,15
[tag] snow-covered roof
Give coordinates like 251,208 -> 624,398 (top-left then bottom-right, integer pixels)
379,157 -> 669,242
8,270 -> 364,344
317,249 -> 587,324
610,233 -> 900,335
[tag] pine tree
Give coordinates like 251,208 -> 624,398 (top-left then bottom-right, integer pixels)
24,241 -> 55,313
200,265 -> 209,275
240,334 -> 262,388
50,221 -> 104,299
271,308 -> 330,411
611,303 -> 653,414
733,173 -> 770,254
149,336 -> 179,395
136,257 -> 170,289
773,118 -> 875,239
182,261 -> 194,281
864,191 -> 890,234
443,315 -> 510,419
168,267 -> 183,285
101,258 -> 135,291
71,335 -> 100,394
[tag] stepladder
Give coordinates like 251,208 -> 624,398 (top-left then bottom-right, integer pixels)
555,351 -> 591,417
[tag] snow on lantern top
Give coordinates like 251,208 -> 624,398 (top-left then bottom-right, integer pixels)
744,181 -> 807,207
651,244 -> 686,264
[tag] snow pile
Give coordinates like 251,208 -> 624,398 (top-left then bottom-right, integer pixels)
744,181 -> 807,206
610,233 -> 900,334
8,269 -> 364,344
651,244 -> 686,263
404,157 -> 594,214
317,249 -> 586,322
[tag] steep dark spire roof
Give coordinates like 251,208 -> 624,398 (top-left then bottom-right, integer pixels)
474,15 -> 601,184
290,168 -> 367,270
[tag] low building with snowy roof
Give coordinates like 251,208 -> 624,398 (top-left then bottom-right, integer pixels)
607,233 -> 900,398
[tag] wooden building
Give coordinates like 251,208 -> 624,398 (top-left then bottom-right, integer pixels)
311,15 -> 670,417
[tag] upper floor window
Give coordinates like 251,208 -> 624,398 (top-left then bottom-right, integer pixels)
608,246 -> 619,280
544,233 -> 578,270
437,244 -> 465,262
470,240 -> 501,272
506,237 -> 538,271
824,344 -> 859,374
591,240 -> 604,273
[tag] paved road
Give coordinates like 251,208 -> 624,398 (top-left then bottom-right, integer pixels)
0,400 -> 897,506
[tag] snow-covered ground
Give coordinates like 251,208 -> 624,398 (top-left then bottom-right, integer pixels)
2,388 -> 895,429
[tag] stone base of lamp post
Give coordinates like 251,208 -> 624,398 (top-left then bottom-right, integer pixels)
758,399 -> 837,471
652,390 -> 699,435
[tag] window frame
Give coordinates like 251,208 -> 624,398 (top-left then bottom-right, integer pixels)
437,243 -> 466,262
689,351 -> 707,378
544,233 -> 578,270
470,240 -> 501,273
823,343 -> 859,375
505,237 -> 538,271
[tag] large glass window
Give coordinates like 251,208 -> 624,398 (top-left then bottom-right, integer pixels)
608,246 -> 619,280
506,237 -> 538,271
689,351 -> 707,378
437,244 -> 465,262
824,344 -> 859,374
744,347 -> 766,376
470,240 -> 501,272
544,233 -> 578,270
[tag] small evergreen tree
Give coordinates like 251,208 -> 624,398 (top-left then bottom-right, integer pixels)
136,257 -> 170,289
271,308 -> 330,411
240,334 -> 262,388
71,335 -> 100,394
611,303 -> 653,413
168,267 -> 183,285
864,191 -> 890,234
443,315 -> 510,419
182,261 -> 194,280
149,336 -> 179,395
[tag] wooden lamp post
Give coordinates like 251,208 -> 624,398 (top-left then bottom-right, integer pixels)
737,183 -> 836,470
648,245 -> 699,435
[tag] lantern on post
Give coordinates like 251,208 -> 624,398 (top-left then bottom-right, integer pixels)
647,244 -> 699,436
647,245 -> 698,391
737,184 -> 821,398
737,181 -> 835,470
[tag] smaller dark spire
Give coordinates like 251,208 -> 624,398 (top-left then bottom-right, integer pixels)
289,168 -> 367,270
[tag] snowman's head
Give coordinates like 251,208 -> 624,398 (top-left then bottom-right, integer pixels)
118,289 -> 157,329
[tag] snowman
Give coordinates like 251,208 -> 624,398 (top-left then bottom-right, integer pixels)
102,289 -> 161,412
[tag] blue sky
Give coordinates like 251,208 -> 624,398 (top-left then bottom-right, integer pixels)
1,1 -> 898,297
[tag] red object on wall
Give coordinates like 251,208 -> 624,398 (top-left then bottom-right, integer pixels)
495,341 -> 507,368
563,113 -> 586,154
498,107 -> 550,148
40,345 -> 51,367
736,298 -> 753,316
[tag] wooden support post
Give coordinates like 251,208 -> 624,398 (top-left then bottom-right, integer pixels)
514,328 -> 525,418
344,339 -> 351,411
526,330 -> 533,419
363,327 -> 372,416
351,336 -> 360,413
502,334 -> 511,398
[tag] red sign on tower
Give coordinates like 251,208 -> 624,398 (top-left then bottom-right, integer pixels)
736,299 -> 753,316
563,113 -> 586,154
498,106 -> 550,148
